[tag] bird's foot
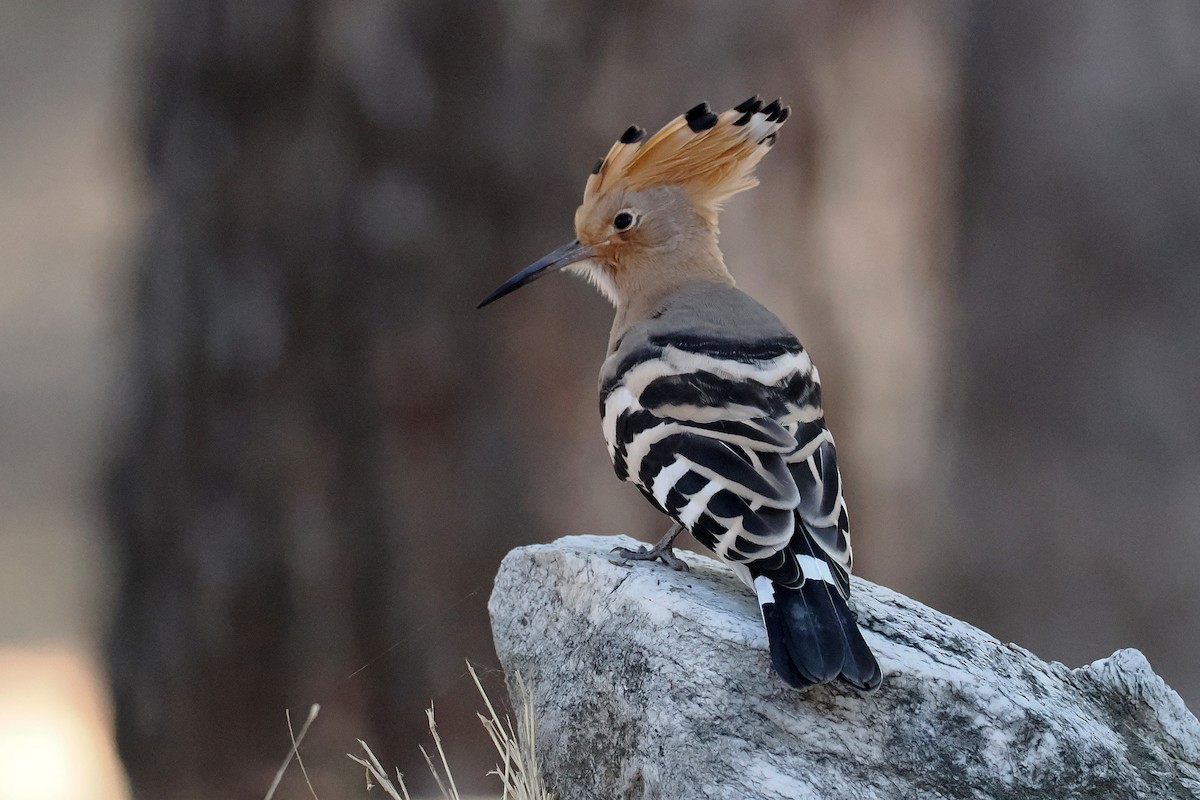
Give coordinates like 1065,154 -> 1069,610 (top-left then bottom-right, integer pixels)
610,542 -> 690,571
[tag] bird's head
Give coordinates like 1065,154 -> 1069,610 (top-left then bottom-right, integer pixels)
478,97 -> 789,309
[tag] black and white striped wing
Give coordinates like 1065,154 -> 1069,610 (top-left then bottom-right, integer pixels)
785,418 -> 853,596
604,386 -> 801,566
601,333 -> 855,595
602,336 -> 816,570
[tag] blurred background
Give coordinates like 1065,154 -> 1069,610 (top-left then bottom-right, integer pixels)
2,1 -> 1198,798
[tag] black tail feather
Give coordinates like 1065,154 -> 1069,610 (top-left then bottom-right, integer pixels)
824,586 -> 883,691
759,573 -> 882,691
783,580 -> 845,684
761,601 -> 809,687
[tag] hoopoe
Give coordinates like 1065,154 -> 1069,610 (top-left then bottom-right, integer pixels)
479,97 -> 882,691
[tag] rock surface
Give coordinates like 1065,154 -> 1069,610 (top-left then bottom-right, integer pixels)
488,535 -> 1200,800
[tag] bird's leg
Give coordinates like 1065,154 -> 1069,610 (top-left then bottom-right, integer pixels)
611,522 -> 689,571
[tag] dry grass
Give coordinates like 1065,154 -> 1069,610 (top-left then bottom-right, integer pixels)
266,663 -> 552,800
464,666 -> 550,800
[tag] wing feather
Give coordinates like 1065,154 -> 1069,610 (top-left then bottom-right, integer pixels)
601,307 -> 854,597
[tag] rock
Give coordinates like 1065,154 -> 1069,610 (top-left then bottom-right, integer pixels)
488,535 -> 1200,800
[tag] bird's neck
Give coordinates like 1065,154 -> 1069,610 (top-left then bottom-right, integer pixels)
607,236 -> 733,351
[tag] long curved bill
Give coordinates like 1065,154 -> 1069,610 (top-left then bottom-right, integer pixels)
477,239 -> 595,308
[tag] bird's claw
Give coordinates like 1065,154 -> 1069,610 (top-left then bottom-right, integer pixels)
609,544 -> 690,572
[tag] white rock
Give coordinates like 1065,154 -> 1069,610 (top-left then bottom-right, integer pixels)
488,535 -> 1200,799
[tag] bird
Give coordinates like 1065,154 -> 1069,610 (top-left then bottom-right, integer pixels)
478,97 -> 882,691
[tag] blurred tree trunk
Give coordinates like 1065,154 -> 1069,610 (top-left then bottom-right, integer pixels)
935,1 -> 1200,705
105,1 -> 953,796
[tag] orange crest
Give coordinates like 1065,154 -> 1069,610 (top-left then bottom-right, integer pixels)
582,97 -> 790,224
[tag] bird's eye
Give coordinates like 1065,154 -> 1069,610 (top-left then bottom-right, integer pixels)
613,211 -> 636,231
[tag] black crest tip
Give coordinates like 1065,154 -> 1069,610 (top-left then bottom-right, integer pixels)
685,101 -> 718,132
619,125 -> 646,144
759,132 -> 777,147
762,99 -> 783,121
733,111 -> 754,126
776,105 -> 791,124
734,95 -> 762,113
591,158 -> 604,174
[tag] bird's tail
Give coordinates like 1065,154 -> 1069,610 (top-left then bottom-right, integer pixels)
756,536 -> 882,691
